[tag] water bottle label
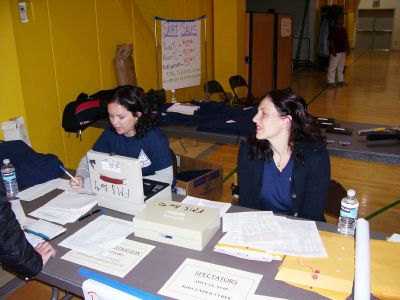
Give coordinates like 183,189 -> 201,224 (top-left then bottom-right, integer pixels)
340,205 -> 358,218
2,172 -> 16,181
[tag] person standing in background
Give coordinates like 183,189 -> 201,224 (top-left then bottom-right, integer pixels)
327,15 -> 350,88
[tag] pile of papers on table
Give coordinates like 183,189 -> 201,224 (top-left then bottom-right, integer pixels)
29,191 -> 97,225
214,211 -> 327,262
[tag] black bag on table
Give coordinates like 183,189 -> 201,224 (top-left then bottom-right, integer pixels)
62,86 -> 160,138
62,92 -> 109,136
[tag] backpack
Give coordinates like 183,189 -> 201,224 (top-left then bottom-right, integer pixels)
62,90 -> 113,138
145,88 -> 166,111
61,86 -> 161,138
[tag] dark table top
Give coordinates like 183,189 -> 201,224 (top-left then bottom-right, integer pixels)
91,119 -> 400,164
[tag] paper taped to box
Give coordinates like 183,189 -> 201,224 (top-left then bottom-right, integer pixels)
134,200 -> 220,251
87,150 -> 171,215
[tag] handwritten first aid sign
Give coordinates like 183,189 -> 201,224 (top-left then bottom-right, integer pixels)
161,20 -> 201,90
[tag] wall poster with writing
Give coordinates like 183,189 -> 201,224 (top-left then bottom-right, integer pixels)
161,20 -> 201,90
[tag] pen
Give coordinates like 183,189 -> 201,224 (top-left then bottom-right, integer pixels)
59,165 -> 79,184
23,228 -> 50,241
78,208 -> 102,221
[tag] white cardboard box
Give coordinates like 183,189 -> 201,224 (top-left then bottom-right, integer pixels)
1,116 -> 31,146
134,199 -> 220,251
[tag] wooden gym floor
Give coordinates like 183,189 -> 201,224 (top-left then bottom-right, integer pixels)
3,50 -> 400,299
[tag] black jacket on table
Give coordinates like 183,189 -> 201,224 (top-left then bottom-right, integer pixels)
238,139 -> 331,222
0,199 -> 42,278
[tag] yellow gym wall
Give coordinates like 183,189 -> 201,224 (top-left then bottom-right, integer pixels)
0,0 -> 27,140
214,0 -> 247,93
6,0 -> 219,169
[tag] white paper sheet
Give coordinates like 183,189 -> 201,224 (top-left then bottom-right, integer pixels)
222,211 -> 275,233
220,212 -> 327,258
10,199 -> 27,224
24,232 -> 45,247
29,191 -> 97,225
18,178 -> 70,201
26,219 -> 66,240
59,215 -> 134,256
182,196 -> 231,217
82,279 -> 142,300
166,103 -> 200,115
62,239 -> 154,278
158,258 -> 262,300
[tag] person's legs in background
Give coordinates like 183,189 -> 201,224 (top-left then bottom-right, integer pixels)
327,54 -> 339,86
336,52 -> 346,86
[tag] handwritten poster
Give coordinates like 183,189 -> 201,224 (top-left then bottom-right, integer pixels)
161,20 -> 201,90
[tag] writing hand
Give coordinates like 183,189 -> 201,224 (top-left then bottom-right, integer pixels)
69,175 -> 84,191
35,241 -> 56,265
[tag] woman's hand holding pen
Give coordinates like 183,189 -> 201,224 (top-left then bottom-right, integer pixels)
35,242 -> 56,265
69,175 -> 84,191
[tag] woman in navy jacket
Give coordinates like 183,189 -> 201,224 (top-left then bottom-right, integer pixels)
238,89 -> 330,221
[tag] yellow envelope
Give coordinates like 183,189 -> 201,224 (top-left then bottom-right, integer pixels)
371,239 -> 400,299
275,231 -> 354,299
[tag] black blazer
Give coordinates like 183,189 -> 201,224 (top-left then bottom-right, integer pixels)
238,139 -> 331,222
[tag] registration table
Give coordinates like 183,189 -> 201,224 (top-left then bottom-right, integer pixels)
20,189 -> 386,300
92,119 -> 400,165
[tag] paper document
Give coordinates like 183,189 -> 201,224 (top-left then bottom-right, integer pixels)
25,219 -> 66,240
158,258 -> 262,300
10,199 -> 27,224
18,178 -> 70,201
215,233 -> 284,262
62,239 -> 154,278
218,212 -> 327,258
80,269 -> 164,300
29,191 -> 97,225
82,279 -> 142,300
24,232 -> 45,247
166,103 -> 200,115
182,196 -> 231,217
59,215 -> 134,256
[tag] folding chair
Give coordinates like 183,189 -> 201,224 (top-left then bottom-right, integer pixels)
228,75 -> 256,105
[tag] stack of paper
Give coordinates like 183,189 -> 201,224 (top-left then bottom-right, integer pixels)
214,212 -> 327,262
18,178 -> 70,201
29,191 -> 97,225
24,219 -> 67,246
166,103 -> 200,115
59,215 -> 134,256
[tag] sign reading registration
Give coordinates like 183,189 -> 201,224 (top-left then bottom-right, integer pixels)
161,20 -> 201,90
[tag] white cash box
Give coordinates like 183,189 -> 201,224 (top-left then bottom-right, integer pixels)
133,200 -> 221,251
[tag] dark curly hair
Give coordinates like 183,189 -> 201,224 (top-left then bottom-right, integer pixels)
107,85 -> 157,138
249,89 -> 325,161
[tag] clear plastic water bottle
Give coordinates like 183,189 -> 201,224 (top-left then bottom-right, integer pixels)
171,89 -> 177,103
1,159 -> 19,197
338,189 -> 359,235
